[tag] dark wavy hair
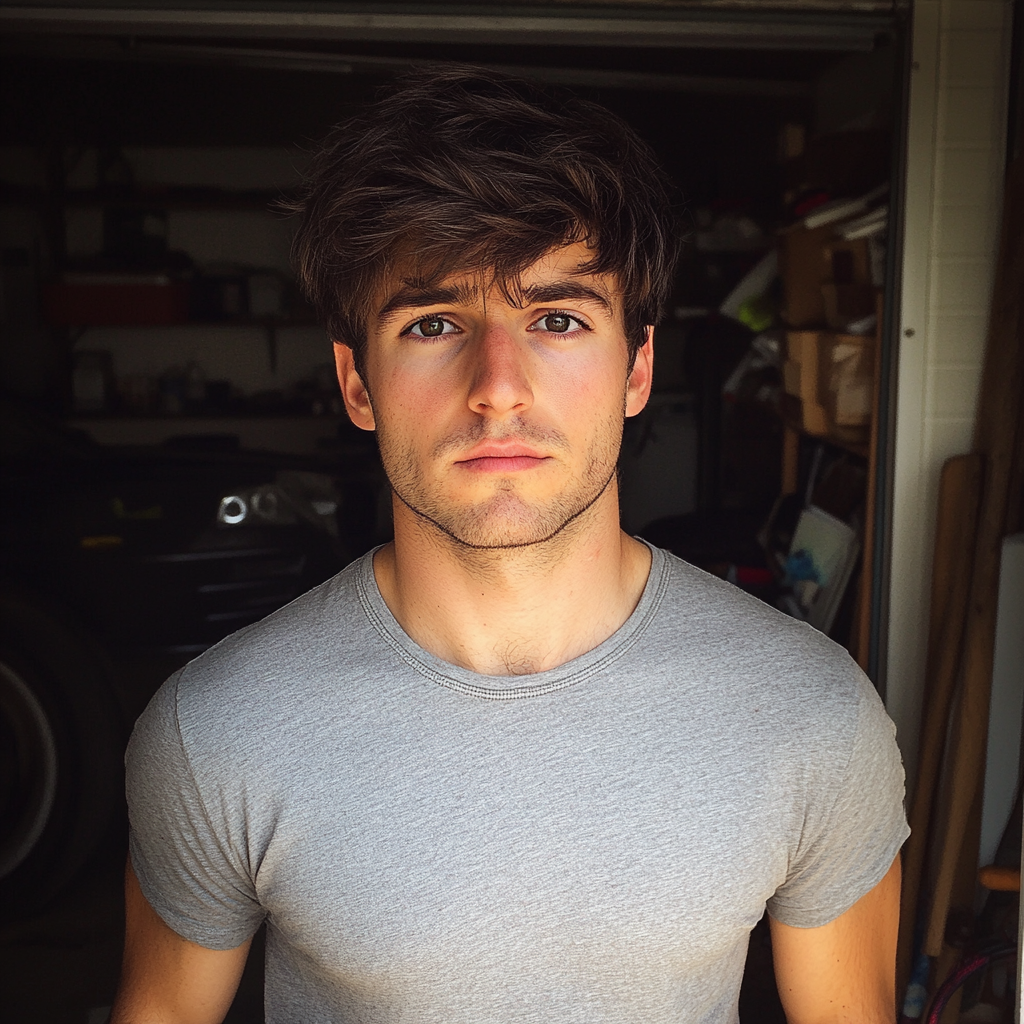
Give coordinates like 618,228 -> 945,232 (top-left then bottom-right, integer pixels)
290,67 -> 680,379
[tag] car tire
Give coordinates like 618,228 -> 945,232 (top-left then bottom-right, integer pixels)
0,590 -> 124,918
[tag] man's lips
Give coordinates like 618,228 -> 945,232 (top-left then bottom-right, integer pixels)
454,442 -> 550,472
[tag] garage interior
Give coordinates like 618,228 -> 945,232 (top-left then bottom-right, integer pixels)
0,3 -> 1020,1022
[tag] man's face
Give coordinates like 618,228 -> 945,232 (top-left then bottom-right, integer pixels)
336,242 -> 653,550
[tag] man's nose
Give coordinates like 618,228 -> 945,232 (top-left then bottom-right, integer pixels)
466,326 -> 534,418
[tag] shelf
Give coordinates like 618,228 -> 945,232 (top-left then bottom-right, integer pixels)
62,317 -> 317,331
781,413 -> 869,460
69,415 -> 345,457
1,184 -> 292,212
69,413 -> 340,422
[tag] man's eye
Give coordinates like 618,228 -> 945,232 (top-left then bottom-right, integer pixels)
532,313 -> 585,334
408,317 -> 458,338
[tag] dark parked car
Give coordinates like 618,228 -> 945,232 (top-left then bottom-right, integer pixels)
0,400 -> 372,914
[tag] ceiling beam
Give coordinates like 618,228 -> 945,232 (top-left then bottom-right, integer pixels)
2,35 -> 816,95
0,4 -> 891,51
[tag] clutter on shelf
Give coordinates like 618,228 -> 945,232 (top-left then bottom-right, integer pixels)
778,505 -> 860,635
44,264 -> 308,328
778,182 -> 887,337
71,351 -> 343,419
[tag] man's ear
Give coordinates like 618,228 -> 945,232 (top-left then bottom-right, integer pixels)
334,342 -> 375,431
625,326 -> 654,418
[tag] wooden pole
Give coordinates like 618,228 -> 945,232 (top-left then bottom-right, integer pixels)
855,296 -> 884,674
781,424 -> 800,496
931,772 -> 985,1024
896,453 -> 983,991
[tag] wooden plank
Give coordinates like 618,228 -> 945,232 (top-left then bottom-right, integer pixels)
896,453 -> 983,990
854,298 -> 883,673
929,771 -> 984,1024
781,423 -> 800,496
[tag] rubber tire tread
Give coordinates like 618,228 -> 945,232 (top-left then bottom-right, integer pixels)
0,589 -> 124,919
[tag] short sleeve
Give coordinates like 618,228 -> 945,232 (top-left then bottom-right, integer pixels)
126,670 -> 266,950
766,675 -> 910,928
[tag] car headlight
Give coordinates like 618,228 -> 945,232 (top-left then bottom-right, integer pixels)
216,486 -> 295,526
216,471 -> 340,537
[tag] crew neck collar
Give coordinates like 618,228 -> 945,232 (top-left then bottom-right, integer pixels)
355,541 -> 669,700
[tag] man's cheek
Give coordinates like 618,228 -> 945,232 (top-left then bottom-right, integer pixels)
372,380 -> 439,433
541,356 -> 619,411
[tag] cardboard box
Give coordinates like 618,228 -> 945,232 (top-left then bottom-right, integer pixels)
784,331 -> 828,435
818,333 -> 874,436
782,359 -> 803,397
821,282 -> 877,331
824,237 -> 871,285
780,217 -> 880,331
786,331 -> 875,437
778,223 -> 835,328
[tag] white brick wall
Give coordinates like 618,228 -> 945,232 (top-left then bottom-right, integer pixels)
887,0 -> 1013,787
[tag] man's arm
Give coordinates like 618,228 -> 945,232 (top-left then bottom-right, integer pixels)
769,855 -> 901,1024
109,859 -> 252,1024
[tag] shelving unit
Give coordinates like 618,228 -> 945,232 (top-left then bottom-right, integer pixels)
69,414 -> 344,455
1,146 -> 333,446
780,416 -> 868,494
778,304 -> 883,673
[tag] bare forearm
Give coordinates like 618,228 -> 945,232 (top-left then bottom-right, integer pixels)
111,860 -> 251,1024
770,857 -> 900,1024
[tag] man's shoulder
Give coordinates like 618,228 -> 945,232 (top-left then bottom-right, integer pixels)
650,547 -> 872,720
655,547 -> 843,659
164,552 -> 380,731
649,549 -> 898,808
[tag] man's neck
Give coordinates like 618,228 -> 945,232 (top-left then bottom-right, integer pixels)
372,489 -> 652,676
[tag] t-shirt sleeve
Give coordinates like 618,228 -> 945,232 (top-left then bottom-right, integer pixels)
766,672 -> 910,929
126,670 -> 266,950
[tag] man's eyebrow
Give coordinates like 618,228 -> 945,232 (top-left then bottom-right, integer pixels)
377,282 -> 478,321
376,278 -> 614,321
519,281 -> 613,312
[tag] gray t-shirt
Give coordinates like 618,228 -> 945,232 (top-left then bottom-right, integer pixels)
127,544 -> 908,1023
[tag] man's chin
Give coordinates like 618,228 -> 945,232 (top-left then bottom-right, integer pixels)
440,525 -> 569,551
424,510 -> 574,551
398,489 -> 609,551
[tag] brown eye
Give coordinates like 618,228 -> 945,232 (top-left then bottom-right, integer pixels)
409,317 -> 456,338
418,318 -> 446,337
533,313 -> 585,334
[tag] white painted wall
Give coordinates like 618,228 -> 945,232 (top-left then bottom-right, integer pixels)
887,0 -> 1013,787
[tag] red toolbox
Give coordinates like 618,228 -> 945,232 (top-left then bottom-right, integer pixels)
44,273 -> 190,326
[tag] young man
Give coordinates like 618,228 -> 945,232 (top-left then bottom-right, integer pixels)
114,70 -> 908,1024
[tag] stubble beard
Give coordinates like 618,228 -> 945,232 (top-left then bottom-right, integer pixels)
377,412 -> 625,551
